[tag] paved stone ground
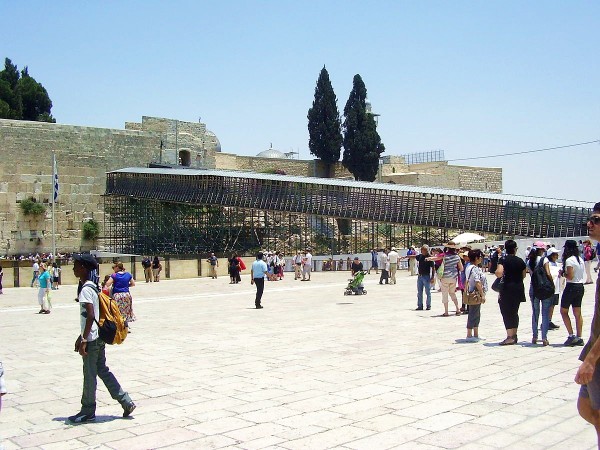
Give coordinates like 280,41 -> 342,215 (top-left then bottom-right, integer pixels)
0,269 -> 597,449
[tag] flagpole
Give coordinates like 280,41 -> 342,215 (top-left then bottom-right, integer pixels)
52,151 -> 56,260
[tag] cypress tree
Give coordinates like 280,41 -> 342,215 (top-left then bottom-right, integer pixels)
342,74 -> 385,181
307,66 -> 342,177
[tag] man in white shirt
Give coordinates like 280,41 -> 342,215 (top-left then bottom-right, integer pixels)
68,254 -> 135,424
31,261 -> 40,287
388,247 -> 399,284
302,250 -> 313,281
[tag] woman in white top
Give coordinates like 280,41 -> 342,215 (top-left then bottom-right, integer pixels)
464,250 -> 487,341
560,240 -> 586,346
543,247 -> 563,340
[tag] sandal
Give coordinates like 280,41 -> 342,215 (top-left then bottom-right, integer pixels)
442,313 -> 449,317
499,337 -> 517,346
455,311 -> 462,316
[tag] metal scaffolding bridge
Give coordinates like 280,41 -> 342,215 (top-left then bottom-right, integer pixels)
104,167 -> 592,251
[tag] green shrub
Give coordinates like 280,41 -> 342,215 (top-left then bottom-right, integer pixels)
82,219 -> 100,241
19,198 -> 46,216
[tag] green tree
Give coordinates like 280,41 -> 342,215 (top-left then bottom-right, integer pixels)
0,58 -> 22,119
342,74 -> 385,181
307,66 -> 342,177
19,67 -> 55,122
0,58 -> 55,122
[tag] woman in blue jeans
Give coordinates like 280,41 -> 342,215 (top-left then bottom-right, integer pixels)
528,243 -> 552,346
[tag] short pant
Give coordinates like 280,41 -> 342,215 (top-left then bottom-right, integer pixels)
580,363 -> 600,410
561,283 -> 584,309
551,293 -> 559,306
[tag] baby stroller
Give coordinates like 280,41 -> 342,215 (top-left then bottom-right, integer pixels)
344,270 -> 367,295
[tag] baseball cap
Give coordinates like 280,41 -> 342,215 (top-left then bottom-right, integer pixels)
533,240 -> 546,248
546,247 -> 560,256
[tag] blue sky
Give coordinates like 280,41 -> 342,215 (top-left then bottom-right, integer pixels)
3,1 -> 599,202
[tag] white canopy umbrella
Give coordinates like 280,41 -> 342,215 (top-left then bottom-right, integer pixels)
450,232 -> 486,245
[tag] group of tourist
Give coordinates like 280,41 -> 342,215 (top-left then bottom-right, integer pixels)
372,247 -> 400,285
141,256 -> 162,282
400,237 -> 595,349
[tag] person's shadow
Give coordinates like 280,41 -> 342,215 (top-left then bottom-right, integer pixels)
54,415 -> 126,425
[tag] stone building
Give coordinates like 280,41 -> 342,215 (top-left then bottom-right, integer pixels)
0,116 -> 501,255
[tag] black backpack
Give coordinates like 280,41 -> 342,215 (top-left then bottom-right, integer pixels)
532,257 -> 555,300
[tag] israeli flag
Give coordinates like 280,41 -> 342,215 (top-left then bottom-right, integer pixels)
53,153 -> 59,203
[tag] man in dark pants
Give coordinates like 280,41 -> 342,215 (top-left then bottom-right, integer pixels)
415,245 -> 435,310
68,254 -> 136,423
575,201 -> 600,446
251,252 -> 268,309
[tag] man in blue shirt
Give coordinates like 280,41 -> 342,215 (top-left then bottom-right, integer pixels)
251,252 -> 268,309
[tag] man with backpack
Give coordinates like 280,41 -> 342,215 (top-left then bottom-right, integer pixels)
141,256 -> 152,283
68,253 -> 136,423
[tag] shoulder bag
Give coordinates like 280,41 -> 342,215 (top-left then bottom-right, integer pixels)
465,266 -> 485,305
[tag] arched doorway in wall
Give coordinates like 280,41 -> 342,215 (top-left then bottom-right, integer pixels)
179,150 -> 191,167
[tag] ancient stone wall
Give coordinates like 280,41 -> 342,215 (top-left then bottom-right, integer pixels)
125,116 -> 218,168
0,118 -> 161,255
407,162 -> 502,193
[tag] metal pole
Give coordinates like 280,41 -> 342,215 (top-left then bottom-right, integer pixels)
51,151 -> 56,259
175,120 -> 178,164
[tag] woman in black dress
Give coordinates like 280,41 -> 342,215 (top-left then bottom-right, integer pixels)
495,239 -> 527,345
229,252 -> 240,284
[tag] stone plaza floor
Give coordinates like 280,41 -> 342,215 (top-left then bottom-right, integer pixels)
0,268 -> 597,449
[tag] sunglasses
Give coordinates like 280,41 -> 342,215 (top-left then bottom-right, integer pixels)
588,215 -> 600,225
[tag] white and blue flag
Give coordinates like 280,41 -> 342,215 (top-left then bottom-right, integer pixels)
53,153 -> 59,203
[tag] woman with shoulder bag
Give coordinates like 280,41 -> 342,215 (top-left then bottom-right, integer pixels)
528,242 -> 553,346
496,240 -> 527,345
465,250 -> 487,341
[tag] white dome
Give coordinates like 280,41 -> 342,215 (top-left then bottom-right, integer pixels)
205,130 -> 221,152
256,148 -> 287,159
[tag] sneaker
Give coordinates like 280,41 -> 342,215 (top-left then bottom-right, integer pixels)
68,412 -> 96,423
123,402 -> 136,418
564,336 -> 576,346
426,306 -> 431,310
574,337 -> 585,346
415,307 -> 423,311
549,322 -> 560,330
